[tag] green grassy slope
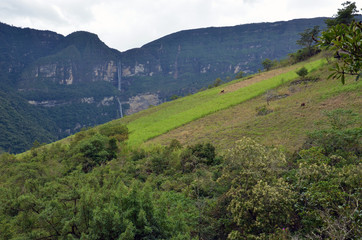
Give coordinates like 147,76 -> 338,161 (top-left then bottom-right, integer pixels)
114,58 -> 326,146
148,62 -> 361,152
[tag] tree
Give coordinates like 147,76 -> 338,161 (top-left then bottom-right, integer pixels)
325,1 -> 359,27
234,71 -> 244,79
296,67 -> 308,79
296,26 -> 320,56
219,137 -> 296,239
213,77 -> 223,87
170,94 -> 179,100
318,21 -> 361,83
262,58 -> 273,71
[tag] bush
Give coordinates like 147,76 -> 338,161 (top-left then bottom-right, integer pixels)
296,67 -> 308,78
289,47 -> 320,63
262,58 -> 274,71
99,124 -> 128,142
167,139 -> 183,151
235,71 -> 244,79
256,105 -> 273,116
75,133 -> 118,172
304,109 -> 361,156
180,143 -> 217,173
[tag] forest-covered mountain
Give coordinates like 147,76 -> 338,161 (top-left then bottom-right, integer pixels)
0,17 -> 328,153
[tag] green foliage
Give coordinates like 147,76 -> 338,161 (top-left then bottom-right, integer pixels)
220,137 -> 295,239
180,143 -> 218,173
255,105 -> 273,116
325,1 -> 359,27
296,25 -> 320,55
170,94 -> 180,100
99,124 -> 129,142
319,20 -> 361,83
296,66 -> 309,78
261,58 -> 274,71
234,71 -> 244,79
323,108 -> 359,130
0,90 -> 58,153
213,78 -> 223,87
288,108 -> 362,238
305,109 -> 361,156
0,154 -> 196,239
289,46 -> 320,63
188,143 -> 216,165
167,139 -> 183,151
1,109 -> 361,239
73,134 -> 115,172
291,148 -> 361,238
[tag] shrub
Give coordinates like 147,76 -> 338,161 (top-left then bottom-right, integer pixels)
296,67 -> 308,78
289,47 -> 320,63
73,133 -> 119,172
167,139 -> 183,151
256,105 -> 273,116
304,109 -> 361,156
99,124 -> 128,142
180,143 -> 217,173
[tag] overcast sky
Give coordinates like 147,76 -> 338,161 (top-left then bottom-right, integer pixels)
0,0 -> 352,52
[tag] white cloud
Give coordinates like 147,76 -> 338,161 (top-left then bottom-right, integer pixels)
0,0 -> 349,51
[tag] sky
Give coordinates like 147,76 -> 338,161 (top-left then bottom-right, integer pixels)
0,0 -> 351,52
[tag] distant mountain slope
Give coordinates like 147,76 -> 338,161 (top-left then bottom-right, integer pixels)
0,17 -> 329,153
120,17 -> 328,97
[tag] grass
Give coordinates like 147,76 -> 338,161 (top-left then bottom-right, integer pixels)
118,58 -> 327,146
148,63 -> 361,152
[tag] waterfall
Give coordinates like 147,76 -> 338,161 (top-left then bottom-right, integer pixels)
117,61 -> 123,118
116,97 -> 123,118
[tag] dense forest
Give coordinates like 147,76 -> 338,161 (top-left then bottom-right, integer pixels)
0,1 -> 361,239
0,107 -> 360,239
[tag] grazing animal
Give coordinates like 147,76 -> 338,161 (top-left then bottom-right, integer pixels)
220,90 -> 225,94
301,103 -> 305,107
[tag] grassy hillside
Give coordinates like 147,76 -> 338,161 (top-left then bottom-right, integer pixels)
148,60 -> 361,152
109,58 -> 326,146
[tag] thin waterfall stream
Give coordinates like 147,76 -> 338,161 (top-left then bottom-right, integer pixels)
117,61 -> 123,118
